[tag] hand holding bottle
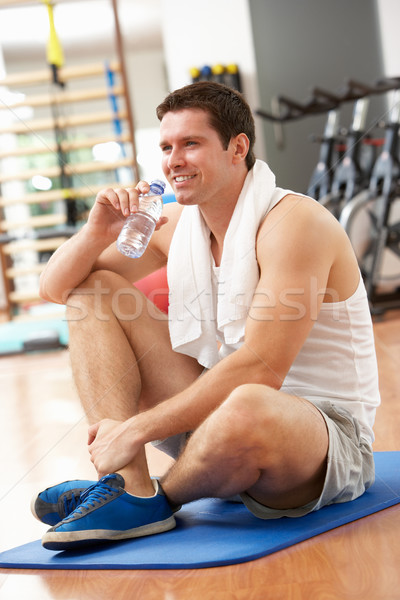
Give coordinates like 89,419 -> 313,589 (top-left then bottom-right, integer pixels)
87,181 -> 168,248
117,180 -> 166,258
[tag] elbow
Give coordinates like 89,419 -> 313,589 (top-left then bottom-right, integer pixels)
39,274 -> 50,302
239,348 -> 286,390
39,283 -> 55,305
253,367 -> 284,391
39,274 -> 61,305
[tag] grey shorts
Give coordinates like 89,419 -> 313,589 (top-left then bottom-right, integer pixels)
152,399 -> 375,520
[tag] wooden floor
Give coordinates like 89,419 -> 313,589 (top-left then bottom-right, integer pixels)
0,311 -> 400,599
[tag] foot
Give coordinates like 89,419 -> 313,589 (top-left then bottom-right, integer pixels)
41,473 -> 176,551
31,479 -> 96,525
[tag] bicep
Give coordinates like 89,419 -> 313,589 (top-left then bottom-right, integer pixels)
244,276 -> 320,387
243,203 -> 334,385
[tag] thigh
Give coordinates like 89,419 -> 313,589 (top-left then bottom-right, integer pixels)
241,395 -> 374,518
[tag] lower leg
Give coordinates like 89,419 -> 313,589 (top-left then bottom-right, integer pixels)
68,298 -> 154,494
66,270 -> 201,497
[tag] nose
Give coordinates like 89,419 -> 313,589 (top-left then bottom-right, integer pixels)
167,146 -> 185,170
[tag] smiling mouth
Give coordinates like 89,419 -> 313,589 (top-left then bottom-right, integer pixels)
174,175 -> 195,183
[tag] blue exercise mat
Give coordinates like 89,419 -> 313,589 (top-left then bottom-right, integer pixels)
0,451 -> 399,570
0,318 -> 68,355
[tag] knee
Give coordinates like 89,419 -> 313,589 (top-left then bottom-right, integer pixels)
200,384 -> 277,457
65,270 -> 143,323
221,383 -> 278,430
68,269 -> 130,297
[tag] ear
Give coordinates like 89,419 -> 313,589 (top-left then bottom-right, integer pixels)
231,133 -> 250,164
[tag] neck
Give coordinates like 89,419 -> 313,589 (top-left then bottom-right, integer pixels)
200,169 -> 248,266
201,199 -> 235,268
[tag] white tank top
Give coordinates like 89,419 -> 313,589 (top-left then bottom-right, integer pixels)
211,268 -> 380,445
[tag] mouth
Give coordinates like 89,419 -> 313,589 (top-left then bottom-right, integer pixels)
173,174 -> 196,183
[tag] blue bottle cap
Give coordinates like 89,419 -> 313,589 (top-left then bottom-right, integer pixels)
150,180 -> 166,195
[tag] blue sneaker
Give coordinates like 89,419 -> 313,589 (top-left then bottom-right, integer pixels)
41,473 -> 176,551
31,479 -> 96,526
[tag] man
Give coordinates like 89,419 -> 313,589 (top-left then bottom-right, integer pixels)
32,82 -> 380,551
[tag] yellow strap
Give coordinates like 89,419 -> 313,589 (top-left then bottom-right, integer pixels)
42,0 -> 64,68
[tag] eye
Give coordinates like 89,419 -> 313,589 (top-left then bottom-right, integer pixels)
185,140 -> 197,147
161,145 -> 172,153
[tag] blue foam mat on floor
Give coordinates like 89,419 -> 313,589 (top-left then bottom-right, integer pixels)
0,318 -> 68,355
0,452 -> 399,570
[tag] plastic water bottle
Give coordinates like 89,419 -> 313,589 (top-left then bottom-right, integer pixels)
117,179 -> 166,258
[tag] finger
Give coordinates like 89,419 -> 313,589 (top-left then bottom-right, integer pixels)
127,187 -> 140,214
96,188 -> 121,210
90,455 -> 104,478
154,216 -> 169,231
135,180 -> 150,196
114,188 -> 130,217
87,422 -> 100,446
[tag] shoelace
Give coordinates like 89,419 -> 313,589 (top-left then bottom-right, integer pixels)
62,492 -> 81,517
65,477 -> 119,519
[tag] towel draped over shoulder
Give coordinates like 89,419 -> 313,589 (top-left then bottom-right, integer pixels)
167,159 -> 292,368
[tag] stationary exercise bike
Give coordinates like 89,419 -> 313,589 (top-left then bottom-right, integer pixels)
339,89 -> 400,313
306,108 -> 340,201
316,97 -> 375,219
256,76 -> 400,313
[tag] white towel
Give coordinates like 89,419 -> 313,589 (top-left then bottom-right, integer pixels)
167,159 -> 288,368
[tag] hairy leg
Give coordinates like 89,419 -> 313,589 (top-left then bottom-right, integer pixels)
66,269 -> 203,494
162,383 -> 329,510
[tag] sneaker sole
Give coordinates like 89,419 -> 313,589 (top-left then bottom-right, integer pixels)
42,515 -> 177,551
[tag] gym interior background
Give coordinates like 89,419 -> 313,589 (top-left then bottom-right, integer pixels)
0,1 -> 400,598
0,0 -> 400,322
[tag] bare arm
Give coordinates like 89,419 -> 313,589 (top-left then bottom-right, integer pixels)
88,195 -> 358,476
39,184 -> 177,304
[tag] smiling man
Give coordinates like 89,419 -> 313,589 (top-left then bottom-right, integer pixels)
33,82 -> 380,551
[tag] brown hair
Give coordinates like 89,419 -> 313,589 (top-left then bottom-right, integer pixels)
156,81 -> 256,170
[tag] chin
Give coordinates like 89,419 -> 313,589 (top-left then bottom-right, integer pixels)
175,192 -> 196,206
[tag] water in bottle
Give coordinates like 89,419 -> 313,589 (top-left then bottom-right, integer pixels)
117,179 -> 166,258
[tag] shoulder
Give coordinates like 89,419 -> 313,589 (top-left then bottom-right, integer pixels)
256,193 -> 360,299
260,193 -> 335,231
257,193 -> 344,253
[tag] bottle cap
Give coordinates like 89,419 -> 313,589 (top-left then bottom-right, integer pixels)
149,180 -> 166,195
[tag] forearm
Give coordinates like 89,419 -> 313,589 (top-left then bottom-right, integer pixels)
132,345 -> 277,445
88,344 -> 283,476
39,224 -> 112,304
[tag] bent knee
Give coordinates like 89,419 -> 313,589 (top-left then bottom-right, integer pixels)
203,384 -> 277,448
69,269 -> 132,295
228,383 -> 275,404
223,383 -> 280,422
65,269 -> 144,322
212,384 -> 293,445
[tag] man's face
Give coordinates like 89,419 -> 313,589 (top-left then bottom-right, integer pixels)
159,108 -> 235,208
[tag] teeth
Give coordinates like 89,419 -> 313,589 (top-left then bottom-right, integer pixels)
175,175 -> 194,182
